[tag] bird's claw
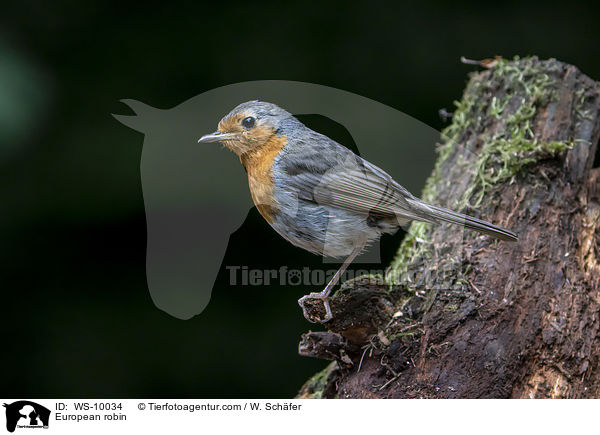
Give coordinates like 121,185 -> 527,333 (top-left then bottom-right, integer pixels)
298,292 -> 333,324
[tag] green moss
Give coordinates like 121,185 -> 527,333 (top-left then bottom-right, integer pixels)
442,56 -> 572,209
388,221 -> 429,284
298,362 -> 337,399
389,56 -> 574,282
460,136 -> 571,208
574,86 -> 595,122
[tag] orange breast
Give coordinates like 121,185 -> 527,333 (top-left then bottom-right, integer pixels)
240,135 -> 287,223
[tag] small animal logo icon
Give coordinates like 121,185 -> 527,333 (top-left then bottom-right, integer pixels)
3,401 -> 50,432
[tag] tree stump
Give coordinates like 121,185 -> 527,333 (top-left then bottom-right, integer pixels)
298,57 -> 600,399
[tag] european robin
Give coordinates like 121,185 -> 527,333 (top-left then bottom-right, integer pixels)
198,101 -> 517,323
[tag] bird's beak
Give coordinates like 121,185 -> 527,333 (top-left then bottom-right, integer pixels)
197,131 -> 238,143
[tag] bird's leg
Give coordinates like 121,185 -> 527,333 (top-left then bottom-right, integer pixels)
298,242 -> 365,323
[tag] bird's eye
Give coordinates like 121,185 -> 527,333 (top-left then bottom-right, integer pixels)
241,116 -> 256,129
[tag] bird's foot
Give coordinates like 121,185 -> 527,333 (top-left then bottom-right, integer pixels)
298,291 -> 333,324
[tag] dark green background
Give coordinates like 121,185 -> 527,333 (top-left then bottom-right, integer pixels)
1,2 -> 599,398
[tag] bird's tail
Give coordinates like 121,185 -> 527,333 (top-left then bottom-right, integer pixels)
407,199 -> 518,242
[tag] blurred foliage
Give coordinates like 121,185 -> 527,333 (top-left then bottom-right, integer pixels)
0,40 -> 52,162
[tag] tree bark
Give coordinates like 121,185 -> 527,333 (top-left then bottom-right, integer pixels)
297,57 -> 600,399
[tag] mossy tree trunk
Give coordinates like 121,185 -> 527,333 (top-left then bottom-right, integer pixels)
298,57 -> 600,399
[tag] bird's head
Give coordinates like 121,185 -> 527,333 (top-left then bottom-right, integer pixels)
198,100 -> 295,155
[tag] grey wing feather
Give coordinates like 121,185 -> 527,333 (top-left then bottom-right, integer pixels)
276,131 -> 428,223
276,128 -> 518,241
